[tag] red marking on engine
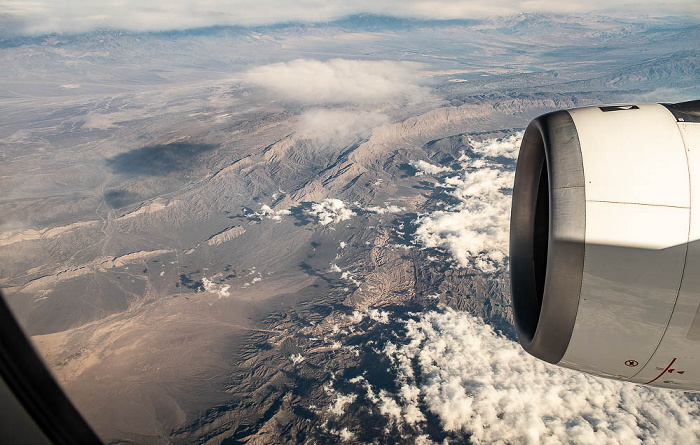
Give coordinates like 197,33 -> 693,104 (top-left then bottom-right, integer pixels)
645,358 -> 677,385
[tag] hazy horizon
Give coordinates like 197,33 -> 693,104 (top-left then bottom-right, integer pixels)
1,1 -> 699,37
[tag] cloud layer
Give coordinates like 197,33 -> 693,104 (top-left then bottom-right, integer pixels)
246,59 -> 426,147
374,308 -> 700,444
410,160 -> 451,176
306,199 -> 356,225
295,109 -> 389,146
244,59 -> 427,106
1,1 -> 697,36
412,132 -> 522,272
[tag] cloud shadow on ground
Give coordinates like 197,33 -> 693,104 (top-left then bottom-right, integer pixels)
106,142 -> 217,177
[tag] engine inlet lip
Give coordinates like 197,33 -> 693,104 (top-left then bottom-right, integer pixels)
510,110 -> 586,364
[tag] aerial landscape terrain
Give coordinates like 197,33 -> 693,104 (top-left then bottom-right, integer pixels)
1,7 -> 700,444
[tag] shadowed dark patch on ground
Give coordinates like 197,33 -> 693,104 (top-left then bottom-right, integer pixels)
178,273 -> 204,291
288,203 -> 315,226
105,142 -> 217,176
398,162 -> 419,177
299,262 -> 334,285
104,189 -> 141,208
388,212 -> 418,245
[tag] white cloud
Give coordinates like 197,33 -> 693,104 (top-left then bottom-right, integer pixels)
374,308 -> 700,444
378,386 -> 427,430
241,273 -> 262,288
244,59 -> 428,106
412,132 -> 521,272
1,1 -> 696,36
378,390 -> 405,423
346,308 -> 391,324
468,132 -> 522,159
338,427 -> 355,441
202,276 -> 230,298
252,204 -> 291,221
347,311 -> 365,323
410,160 -> 451,176
307,199 -> 356,225
363,203 -> 406,214
341,271 -> 362,287
325,385 -> 358,416
290,353 -> 305,365
367,308 -> 390,324
296,109 -> 389,146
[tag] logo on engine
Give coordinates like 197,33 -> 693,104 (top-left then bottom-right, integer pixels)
625,359 -> 639,367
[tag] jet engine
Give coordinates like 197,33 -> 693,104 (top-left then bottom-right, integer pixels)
510,100 -> 700,390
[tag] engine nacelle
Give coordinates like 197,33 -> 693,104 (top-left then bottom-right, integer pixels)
510,100 -> 700,391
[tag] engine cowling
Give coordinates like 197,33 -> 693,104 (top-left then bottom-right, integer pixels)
510,100 -> 700,390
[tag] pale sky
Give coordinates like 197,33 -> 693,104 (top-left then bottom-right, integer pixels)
0,0 -> 698,37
